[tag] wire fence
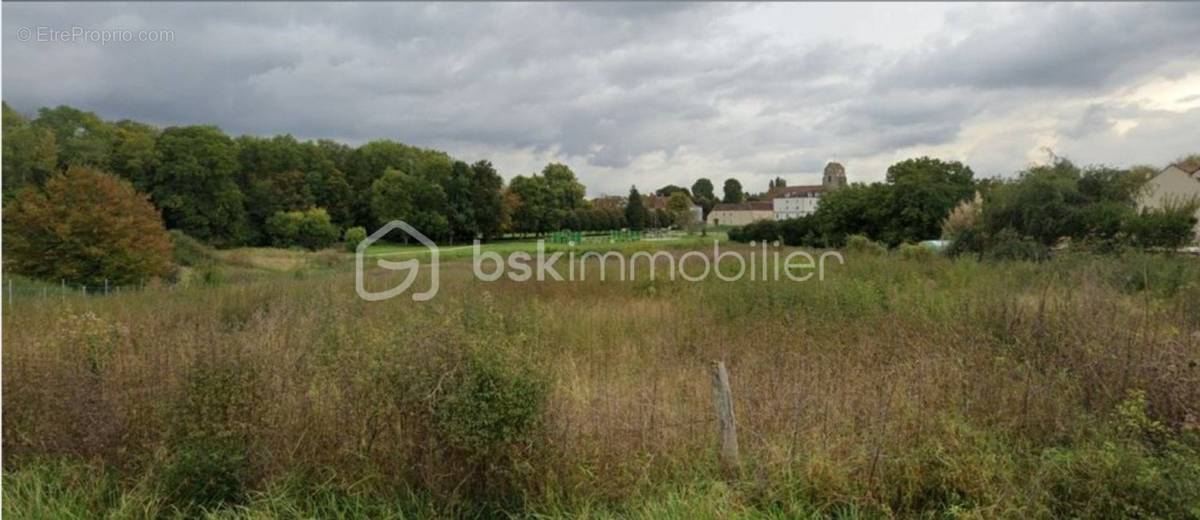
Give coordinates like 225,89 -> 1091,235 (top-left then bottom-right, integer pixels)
3,278 -> 153,308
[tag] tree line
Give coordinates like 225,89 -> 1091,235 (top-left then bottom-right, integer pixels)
3,103 -> 779,249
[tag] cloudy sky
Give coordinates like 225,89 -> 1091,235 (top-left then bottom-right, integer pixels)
4,2 -> 1198,196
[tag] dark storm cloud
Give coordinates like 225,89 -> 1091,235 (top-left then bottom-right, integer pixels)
3,3 -> 1198,191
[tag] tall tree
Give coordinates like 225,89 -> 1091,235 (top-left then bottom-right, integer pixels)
655,184 -> 690,198
33,105 -> 114,169
625,186 -> 648,231
691,178 -> 717,218
722,178 -> 745,203
542,162 -> 586,228
884,157 -> 976,244
508,174 -> 554,235
151,126 -> 248,246
2,103 -> 58,197
109,120 -> 160,189
471,160 -> 505,241
370,169 -> 449,240
444,160 -> 476,243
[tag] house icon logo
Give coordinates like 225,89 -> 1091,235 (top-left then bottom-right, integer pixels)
355,220 -> 440,302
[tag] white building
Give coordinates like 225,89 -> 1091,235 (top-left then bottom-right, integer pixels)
1138,163 -> 1200,243
769,162 -> 848,220
771,186 -> 824,219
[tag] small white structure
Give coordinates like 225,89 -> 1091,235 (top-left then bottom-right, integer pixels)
1138,163 -> 1200,243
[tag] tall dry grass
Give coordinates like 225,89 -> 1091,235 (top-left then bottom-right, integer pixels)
3,249 -> 1199,517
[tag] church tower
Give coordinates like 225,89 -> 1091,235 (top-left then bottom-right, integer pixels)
822,162 -> 847,191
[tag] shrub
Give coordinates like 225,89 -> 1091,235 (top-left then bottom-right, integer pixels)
343,226 -> 368,252
265,207 -> 340,250
169,230 -> 215,267
1123,201 -> 1199,249
728,220 -> 781,244
983,228 -> 1049,262
159,363 -> 258,512
779,216 -> 821,247
432,349 -> 548,463
844,234 -> 886,256
3,166 -> 173,285
898,242 -> 934,261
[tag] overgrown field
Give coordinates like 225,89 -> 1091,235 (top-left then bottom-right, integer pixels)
4,248 -> 1200,518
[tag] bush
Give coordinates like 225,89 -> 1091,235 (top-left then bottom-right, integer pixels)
779,216 -> 822,247
728,220 -> 780,244
844,234 -> 886,256
898,242 -> 934,261
983,228 -> 1049,262
265,207 -> 340,250
343,226 -> 368,252
3,166 -> 173,286
432,350 -> 548,462
1123,202 -> 1199,249
159,363 -> 258,512
169,230 -> 215,267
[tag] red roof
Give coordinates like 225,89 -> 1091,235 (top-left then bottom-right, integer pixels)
712,201 -> 773,211
768,185 -> 825,198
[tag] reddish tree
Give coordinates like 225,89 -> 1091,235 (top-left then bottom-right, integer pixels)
4,166 -> 173,286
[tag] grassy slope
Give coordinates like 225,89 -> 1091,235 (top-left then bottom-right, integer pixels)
3,246 -> 1199,518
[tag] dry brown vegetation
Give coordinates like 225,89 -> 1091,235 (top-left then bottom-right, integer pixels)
3,248 -> 1200,517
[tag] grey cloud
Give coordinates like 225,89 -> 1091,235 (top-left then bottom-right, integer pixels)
3,3 -> 1197,194
882,3 -> 1200,92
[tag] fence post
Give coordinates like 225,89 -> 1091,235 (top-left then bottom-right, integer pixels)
82,285 -> 87,297
61,279 -> 66,302
8,280 -> 12,310
709,360 -> 741,476
105,278 -> 109,295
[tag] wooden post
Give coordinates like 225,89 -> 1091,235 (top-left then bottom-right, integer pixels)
709,360 -> 741,475
7,280 -> 12,309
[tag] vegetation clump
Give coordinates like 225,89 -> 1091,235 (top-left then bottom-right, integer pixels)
3,166 -> 173,286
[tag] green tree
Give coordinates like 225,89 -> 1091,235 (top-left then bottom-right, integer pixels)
347,140 -> 427,225
444,160 -> 476,243
245,170 -> 315,244
3,166 -> 173,285
691,178 -> 717,218
508,174 -> 555,235
666,191 -> 696,231
471,160 -> 504,241
722,178 -> 745,203
883,157 -> 976,244
655,184 -> 690,198
33,105 -> 114,169
370,169 -> 449,240
151,126 -> 248,246
811,183 -> 893,246
542,162 -> 586,228
109,120 -> 160,189
265,207 -> 340,250
2,103 -> 58,197
309,168 -> 354,229
625,186 -> 648,231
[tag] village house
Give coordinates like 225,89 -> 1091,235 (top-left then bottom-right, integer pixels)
1139,163 -> 1200,243
706,201 -> 774,227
